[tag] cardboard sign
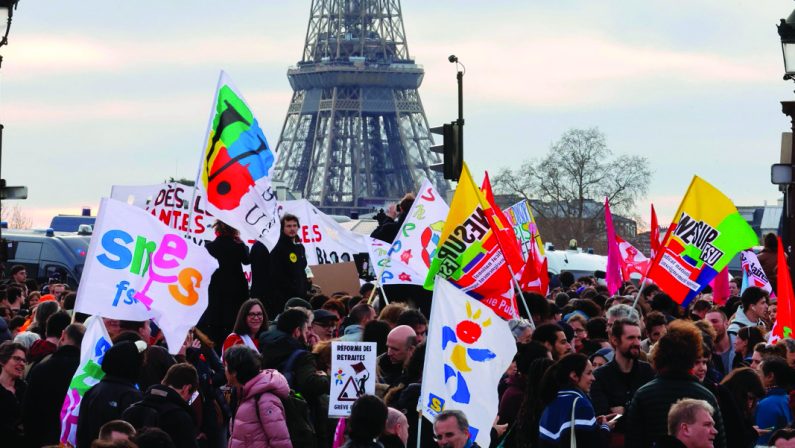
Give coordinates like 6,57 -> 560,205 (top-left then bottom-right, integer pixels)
310,262 -> 361,296
329,341 -> 376,417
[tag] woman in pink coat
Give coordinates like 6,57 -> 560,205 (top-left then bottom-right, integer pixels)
224,345 -> 292,448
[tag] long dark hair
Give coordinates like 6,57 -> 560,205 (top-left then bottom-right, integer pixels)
232,299 -> 268,338
737,326 -> 764,357
509,356 -> 556,447
721,367 -> 765,420
539,353 -> 589,406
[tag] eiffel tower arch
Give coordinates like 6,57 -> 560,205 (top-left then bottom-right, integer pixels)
273,0 -> 450,216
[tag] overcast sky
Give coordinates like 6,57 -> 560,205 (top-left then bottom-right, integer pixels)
1,1 -> 791,231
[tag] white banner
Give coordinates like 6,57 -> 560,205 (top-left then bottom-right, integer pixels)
194,71 -> 280,251
75,198 -> 218,354
59,316 -> 113,446
367,237 -> 421,286
111,185 -> 369,268
329,341 -> 377,417
419,278 -> 515,448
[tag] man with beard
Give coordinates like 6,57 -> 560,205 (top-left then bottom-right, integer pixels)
590,318 -> 654,430
704,308 -> 734,378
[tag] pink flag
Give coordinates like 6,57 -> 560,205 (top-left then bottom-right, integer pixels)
710,267 -> 730,305
604,197 -> 622,296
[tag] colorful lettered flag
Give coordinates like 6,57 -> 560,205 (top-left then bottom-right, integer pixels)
419,278 -> 516,448
388,178 -> 450,283
481,172 -> 524,273
518,237 -> 549,295
646,176 -> 757,306
59,316 -> 112,446
503,200 -> 545,260
75,198 -> 218,354
740,250 -> 775,297
195,71 -> 281,251
367,237 -> 421,286
605,197 -> 623,296
615,235 -> 650,280
650,204 -> 661,259
424,164 -> 517,319
770,237 -> 794,343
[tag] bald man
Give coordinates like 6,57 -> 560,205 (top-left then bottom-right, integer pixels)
380,407 -> 409,448
377,325 -> 417,388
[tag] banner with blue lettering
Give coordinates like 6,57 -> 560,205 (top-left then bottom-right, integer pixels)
75,198 -> 218,354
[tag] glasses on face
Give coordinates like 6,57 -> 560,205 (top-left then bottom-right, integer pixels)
247,312 -> 264,319
10,355 -> 26,363
574,328 -> 587,334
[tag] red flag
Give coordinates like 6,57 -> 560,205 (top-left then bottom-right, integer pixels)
710,267 -> 730,305
604,197 -> 623,296
519,238 -> 548,295
650,204 -> 660,259
615,235 -> 650,279
482,172 -> 525,273
771,237 -> 795,342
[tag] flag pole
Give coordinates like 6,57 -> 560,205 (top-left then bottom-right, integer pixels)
508,265 -> 535,329
416,411 -> 423,448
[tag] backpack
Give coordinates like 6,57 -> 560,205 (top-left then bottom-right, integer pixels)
254,390 -> 317,448
122,397 -> 182,431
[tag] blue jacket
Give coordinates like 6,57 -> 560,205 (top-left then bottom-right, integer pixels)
538,388 -> 608,448
755,387 -> 792,445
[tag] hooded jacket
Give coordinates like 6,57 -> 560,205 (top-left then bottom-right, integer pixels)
260,329 -> 328,403
122,384 -> 198,448
229,369 -> 292,448
727,306 -> 762,336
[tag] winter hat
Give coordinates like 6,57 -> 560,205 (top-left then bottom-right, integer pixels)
101,341 -> 143,381
284,297 -> 312,311
590,347 -> 614,364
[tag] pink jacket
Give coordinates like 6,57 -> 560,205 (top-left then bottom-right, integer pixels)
229,369 -> 292,448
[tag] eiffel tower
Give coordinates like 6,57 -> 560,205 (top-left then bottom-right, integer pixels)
273,0 -> 450,216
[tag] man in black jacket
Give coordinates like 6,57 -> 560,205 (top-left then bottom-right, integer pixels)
76,341 -> 144,448
122,363 -> 199,448
590,318 -> 654,419
260,308 -> 328,403
266,214 -> 309,317
22,323 -> 84,448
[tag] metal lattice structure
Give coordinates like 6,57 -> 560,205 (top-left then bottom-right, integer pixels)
273,0 -> 449,216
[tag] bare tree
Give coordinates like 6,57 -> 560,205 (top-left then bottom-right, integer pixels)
493,128 -> 650,250
1,204 -> 33,229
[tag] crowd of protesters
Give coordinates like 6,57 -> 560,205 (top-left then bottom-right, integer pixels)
0,196 -> 792,448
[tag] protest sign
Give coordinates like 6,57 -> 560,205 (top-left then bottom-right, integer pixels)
310,262 -> 362,297
329,341 -> 377,417
75,198 -> 218,353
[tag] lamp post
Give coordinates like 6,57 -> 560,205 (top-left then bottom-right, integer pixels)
777,6 -> 795,291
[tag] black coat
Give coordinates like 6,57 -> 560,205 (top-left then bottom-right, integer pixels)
202,235 -> 250,346
625,372 -> 726,448
266,234 -> 308,316
76,375 -> 144,448
249,241 -> 271,300
259,329 -> 328,403
122,384 -> 198,448
0,379 -> 26,447
590,359 -> 655,417
22,344 -> 80,448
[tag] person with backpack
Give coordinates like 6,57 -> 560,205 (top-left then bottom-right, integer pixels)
122,363 -> 200,448
224,345 -> 291,448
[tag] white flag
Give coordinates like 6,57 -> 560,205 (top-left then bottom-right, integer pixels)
741,250 -> 775,297
367,237 -> 422,285
419,278 -> 516,447
75,198 -> 218,354
195,71 -> 281,250
59,316 -> 113,446
389,179 -> 449,279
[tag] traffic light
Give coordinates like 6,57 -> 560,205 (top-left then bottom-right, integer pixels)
429,121 -> 463,181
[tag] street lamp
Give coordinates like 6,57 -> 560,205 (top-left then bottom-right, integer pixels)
777,4 -> 795,292
0,0 -> 19,49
